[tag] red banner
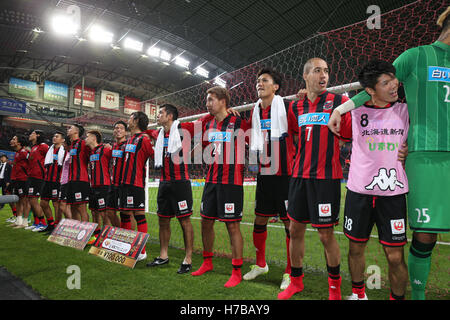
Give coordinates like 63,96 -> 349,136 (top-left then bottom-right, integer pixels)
124,96 -> 141,115
74,85 -> 96,108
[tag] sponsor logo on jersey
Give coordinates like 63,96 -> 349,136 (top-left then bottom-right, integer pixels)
428,66 -> 450,83
208,131 -> 231,142
127,196 -> 133,205
112,150 -> 123,158
298,112 -> 329,127
323,100 -> 334,110
318,203 -> 331,217
225,203 -> 235,214
390,219 -> 405,234
260,119 -> 271,130
365,168 -> 404,191
125,144 -> 137,153
178,200 -> 188,211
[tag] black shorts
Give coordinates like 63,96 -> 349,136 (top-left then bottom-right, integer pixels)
41,181 -> 61,201
157,180 -> 193,219
12,180 -> 27,198
26,177 -> 45,198
89,186 -> 111,211
255,174 -> 290,220
59,183 -> 68,202
343,189 -> 407,247
106,185 -> 120,210
201,183 -> 243,222
66,181 -> 90,204
288,178 -> 341,228
118,184 -> 146,211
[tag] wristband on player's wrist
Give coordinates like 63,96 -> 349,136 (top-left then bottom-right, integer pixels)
335,99 -> 356,115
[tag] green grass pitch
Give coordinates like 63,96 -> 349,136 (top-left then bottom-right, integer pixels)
0,183 -> 448,300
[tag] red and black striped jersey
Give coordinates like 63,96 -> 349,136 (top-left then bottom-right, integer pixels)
69,138 -> 90,183
288,91 -> 351,180
110,140 -> 126,187
121,132 -> 154,188
28,143 -> 49,180
202,113 -> 249,186
44,146 -> 64,183
147,122 -> 196,182
11,147 -> 29,181
246,101 -> 296,176
89,144 -> 112,187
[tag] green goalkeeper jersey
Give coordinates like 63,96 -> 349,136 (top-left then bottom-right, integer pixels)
351,41 -> 450,152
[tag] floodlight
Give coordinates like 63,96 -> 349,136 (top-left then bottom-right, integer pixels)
147,46 -> 160,57
214,77 -> 226,88
51,15 -> 79,35
175,56 -> 190,69
89,25 -> 113,44
195,67 -> 209,78
160,50 -> 171,61
123,37 -> 143,51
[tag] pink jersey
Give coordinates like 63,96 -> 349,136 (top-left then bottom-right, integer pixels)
60,152 -> 71,185
346,102 -> 409,196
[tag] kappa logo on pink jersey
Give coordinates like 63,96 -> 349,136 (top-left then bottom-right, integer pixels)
365,168 -> 404,191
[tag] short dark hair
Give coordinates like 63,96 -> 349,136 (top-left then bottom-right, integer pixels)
87,130 -> 102,144
15,134 -> 28,147
257,67 -> 283,94
131,111 -> 149,131
161,104 -> 179,121
32,130 -> 45,144
73,123 -> 85,138
113,120 -> 127,130
358,59 -> 396,90
54,131 -> 66,141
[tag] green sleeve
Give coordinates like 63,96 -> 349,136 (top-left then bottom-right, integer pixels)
392,48 -> 415,83
350,90 -> 370,108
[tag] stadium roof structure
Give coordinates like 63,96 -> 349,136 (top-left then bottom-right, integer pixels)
0,0 -> 416,101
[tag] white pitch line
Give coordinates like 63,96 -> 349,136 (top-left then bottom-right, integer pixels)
147,211 -> 450,246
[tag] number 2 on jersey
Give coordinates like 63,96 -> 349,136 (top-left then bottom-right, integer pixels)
444,85 -> 450,103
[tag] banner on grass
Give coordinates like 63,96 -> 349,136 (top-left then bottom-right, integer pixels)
47,219 -> 98,250
88,225 -> 149,268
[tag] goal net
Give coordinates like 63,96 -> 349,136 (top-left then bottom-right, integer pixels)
141,0 -> 448,296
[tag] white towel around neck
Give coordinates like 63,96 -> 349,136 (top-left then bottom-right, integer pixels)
44,144 -> 65,166
154,120 -> 182,168
250,94 -> 287,152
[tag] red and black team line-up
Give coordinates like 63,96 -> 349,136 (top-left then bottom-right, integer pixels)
3,60 -> 409,300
